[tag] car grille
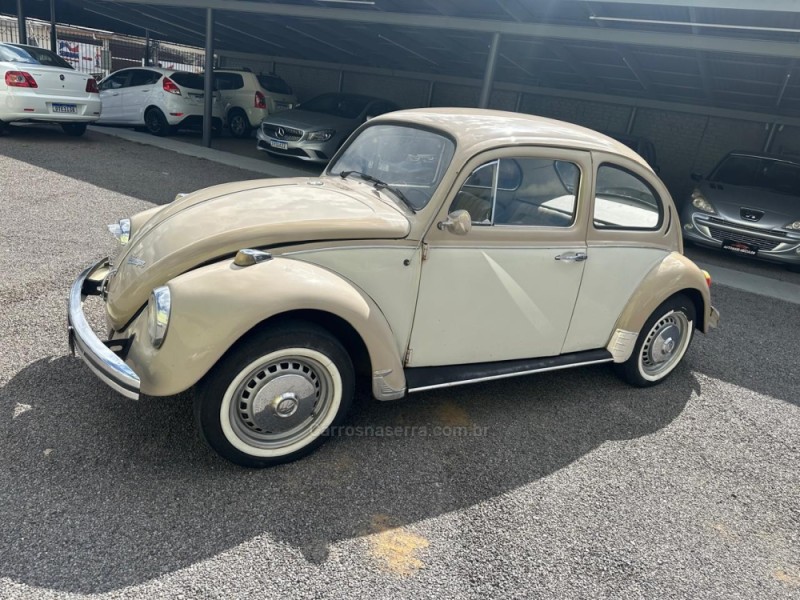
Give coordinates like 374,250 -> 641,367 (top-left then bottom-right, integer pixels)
706,216 -> 787,237
707,226 -> 780,251
261,123 -> 303,141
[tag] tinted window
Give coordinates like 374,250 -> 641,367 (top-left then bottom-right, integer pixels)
367,101 -> 399,117
215,72 -> 244,90
300,93 -> 374,119
257,75 -> 292,95
129,69 -> 161,86
329,124 -> 455,211
711,155 -> 800,195
452,158 -> 578,227
594,165 -> 661,229
100,71 -> 130,90
169,72 -> 205,90
1,44 -> 72,69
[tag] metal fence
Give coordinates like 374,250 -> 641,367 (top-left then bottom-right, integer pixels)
0,14 -> 209,78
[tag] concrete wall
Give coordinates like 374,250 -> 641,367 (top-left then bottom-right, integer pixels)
220,53 -> 784,202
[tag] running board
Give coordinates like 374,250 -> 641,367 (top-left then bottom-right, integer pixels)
405,349 -> 614,393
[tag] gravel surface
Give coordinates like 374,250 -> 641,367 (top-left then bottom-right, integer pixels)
0,126 -> 798,599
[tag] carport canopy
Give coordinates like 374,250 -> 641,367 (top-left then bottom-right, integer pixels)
9,0 -> 800,147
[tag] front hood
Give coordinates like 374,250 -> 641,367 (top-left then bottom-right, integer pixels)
701,182 -> 798,228
106,177 -> 409,324
263,109 -> 357,132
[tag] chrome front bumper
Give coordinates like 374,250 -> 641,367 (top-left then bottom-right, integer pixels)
67,258 -> 140,400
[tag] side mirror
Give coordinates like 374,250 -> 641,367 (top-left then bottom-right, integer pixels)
437,210 -> 472,236
690,172 -> 703,182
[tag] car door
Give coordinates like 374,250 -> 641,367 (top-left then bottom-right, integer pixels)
561,155 -> 672,353
122,69 -> 161,123
97,71 -> 130,123
407,147 -> 592,367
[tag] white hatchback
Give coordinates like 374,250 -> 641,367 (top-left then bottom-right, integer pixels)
96,67 -> 223,136
0,42 -> 101,137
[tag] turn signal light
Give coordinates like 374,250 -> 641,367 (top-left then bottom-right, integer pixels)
5,70 -> 37,88
162,77 -> 181,95
702,269 -> 712,287
86,77 -> 99,93
255,90 -> 267,109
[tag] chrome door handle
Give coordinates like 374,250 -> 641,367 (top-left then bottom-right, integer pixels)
555,252 -> 588,262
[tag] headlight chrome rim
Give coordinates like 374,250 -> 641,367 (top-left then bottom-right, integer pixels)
148,286 -> 171,349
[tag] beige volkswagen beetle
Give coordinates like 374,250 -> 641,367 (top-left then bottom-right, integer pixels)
68,108 -> 719,467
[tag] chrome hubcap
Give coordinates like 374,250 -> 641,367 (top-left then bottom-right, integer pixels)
230,356 -> 333,449
641,311 -> 690,377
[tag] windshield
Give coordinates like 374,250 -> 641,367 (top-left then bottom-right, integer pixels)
170,72 -> 205,90
300,93 -> 373,119
328,124 -> 456,211
0,44 -> 73,69
257,75 -> 292,95
711,155 -> 800,196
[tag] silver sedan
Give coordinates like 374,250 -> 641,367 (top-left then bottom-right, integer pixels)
256,92 -> 399,163
680,152 -> 800,270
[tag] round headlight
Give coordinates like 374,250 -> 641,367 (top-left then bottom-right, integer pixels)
107,218 -> 131,245
785,220 -> 800,231
147,286 -> 171,348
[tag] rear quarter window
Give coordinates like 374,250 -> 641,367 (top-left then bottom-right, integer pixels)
594,164 -> 663,230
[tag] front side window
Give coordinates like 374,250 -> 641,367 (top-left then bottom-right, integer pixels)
328,124 -> 455,211
450,157 -> 580,227
594,164 -> 662,230
101,72 -> 130,90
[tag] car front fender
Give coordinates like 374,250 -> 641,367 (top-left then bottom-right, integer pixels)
124,256 -> 407,398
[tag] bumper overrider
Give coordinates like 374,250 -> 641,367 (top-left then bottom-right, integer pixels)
67,258 -> 140,400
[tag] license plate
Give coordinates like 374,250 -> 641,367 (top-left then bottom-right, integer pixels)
52,103 -> 76,114
721,239 -> 758,256
269,139 -> 288,150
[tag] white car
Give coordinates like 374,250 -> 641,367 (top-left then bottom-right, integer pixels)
96,67 -> 223,136
211,69 -> 297,138
0,42 -> 101,137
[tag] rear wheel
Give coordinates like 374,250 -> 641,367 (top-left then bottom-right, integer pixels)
614,294 -> 696,387
194,322 -> 355,468
61,123 -> 87,137
228,109 -> 251,138
144,107 -> 170,136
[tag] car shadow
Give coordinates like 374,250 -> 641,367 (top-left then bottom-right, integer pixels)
0,355 -> 698,593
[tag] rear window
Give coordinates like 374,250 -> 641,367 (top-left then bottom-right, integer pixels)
169,72 -> 205,90
257,75 -> 292,95
0,44 -> 72,69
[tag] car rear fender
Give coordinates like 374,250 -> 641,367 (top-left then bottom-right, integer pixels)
607,252 -> 712,362
123,256 -> 406,398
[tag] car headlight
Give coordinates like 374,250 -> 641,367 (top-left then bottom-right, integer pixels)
107,218 -> 131,245
147,286 -> 171,348
691,190 -> 716,214
785,220 -> 800,231
307,129 -> 335,142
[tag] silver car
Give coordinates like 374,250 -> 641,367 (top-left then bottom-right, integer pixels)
256,92 -> 399,163
681,152 -> 800,269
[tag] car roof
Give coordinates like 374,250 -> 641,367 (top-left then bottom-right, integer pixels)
725,150 -> 800,164
374,108 -> 650,170
109,66 -> 191,76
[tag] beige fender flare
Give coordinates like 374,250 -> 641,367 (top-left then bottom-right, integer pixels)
124,257 -> 407,398
607,252 -> 713,363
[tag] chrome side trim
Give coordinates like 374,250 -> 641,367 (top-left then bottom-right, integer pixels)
372,369 -> 406,401
607,329 -> 639,363
68,259 -> 141,400
407,358 -> 613,393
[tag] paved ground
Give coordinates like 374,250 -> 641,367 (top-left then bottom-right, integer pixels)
0,124 -> 798,599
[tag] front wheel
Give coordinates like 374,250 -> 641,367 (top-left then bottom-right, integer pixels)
614,294 -> 696,387
61,123 -> 87,137
194,322 -> 355,467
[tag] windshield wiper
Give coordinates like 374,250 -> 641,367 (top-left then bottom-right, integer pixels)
339,171 -> 416,213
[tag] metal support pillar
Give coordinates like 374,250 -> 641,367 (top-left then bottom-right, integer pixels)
202,9 -> 215,148
49,0 -> 57,51
16,0 -> 27,45
144,29 -> 150,66
478,32 -> 501,109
